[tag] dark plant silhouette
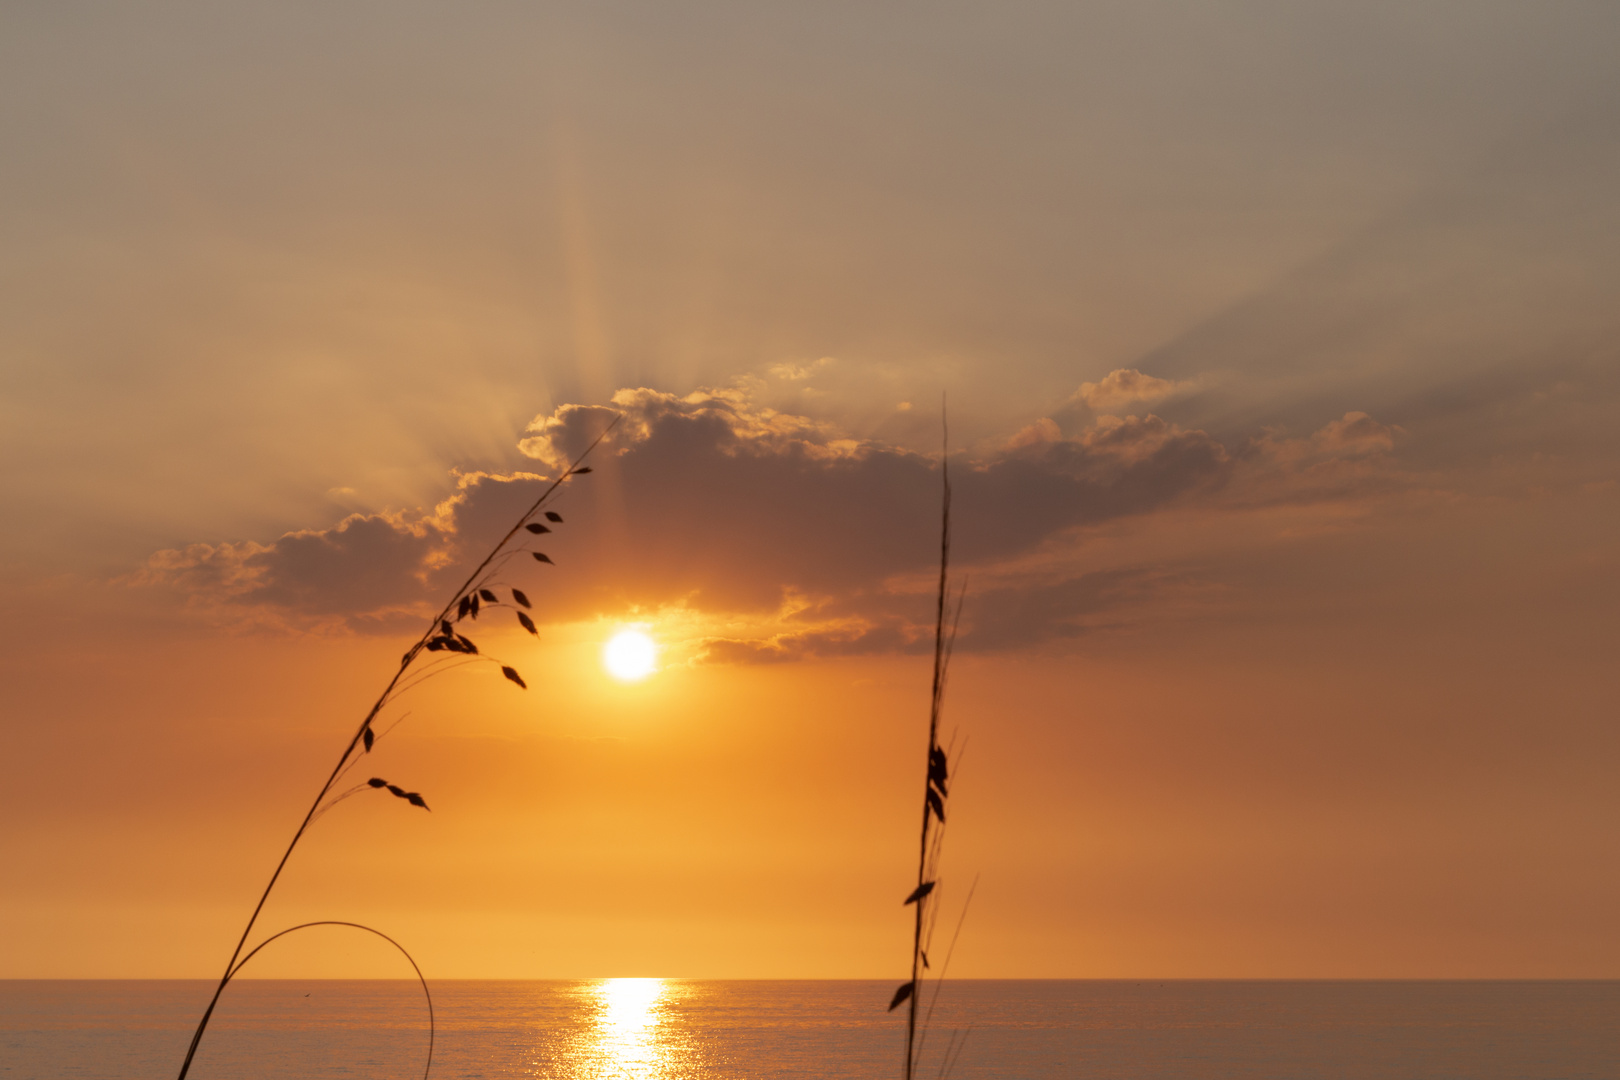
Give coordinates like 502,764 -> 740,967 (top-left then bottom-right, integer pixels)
225,921 -> 435,1080
889,416 -> 968,1080
174,417 -> 619,1080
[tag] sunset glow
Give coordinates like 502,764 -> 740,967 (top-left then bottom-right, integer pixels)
3,2 -> 1620,1007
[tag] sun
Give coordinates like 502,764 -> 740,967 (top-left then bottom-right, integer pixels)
602,629 -> 658,682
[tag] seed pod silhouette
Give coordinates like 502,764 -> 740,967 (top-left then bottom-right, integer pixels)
501,666 -> 527,689
926,787 -> 946,823
533,553 -> 553,564
888,982 -> 914,1011
511,588 -> 531,609
903,881 -> 935,905
362,727 -> 374,752
517,611 -> 537,635
525,523 -> 550,534
470,595 -> 480,618
441,619 -> 455,637
405,792 -> 430,811
386,784 -> 407,798
574,466 -> 593,474
457,596 -> 472,620
544,511 -> 562,522
367,778 -> 388,788
455,635 -> 478,654
478,589 -> 497,603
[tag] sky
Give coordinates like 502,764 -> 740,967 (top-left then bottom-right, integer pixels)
2,1 -> 1619,980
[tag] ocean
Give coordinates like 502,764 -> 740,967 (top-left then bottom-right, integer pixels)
3,979 -> 1617,1079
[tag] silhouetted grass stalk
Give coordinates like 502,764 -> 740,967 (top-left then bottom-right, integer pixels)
174,417 -> 619,1080
226,921 -> 434,1080
914,870 -> 978,1068
890,415 -> 967,1080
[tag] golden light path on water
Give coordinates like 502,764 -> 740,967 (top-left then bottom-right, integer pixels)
582,978 -> 672,1079
528,977 -> 707,1079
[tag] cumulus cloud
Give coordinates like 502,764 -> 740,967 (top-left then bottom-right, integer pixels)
517,387 -> 860,472
1074,369 -> 1194,413
1201,410 -> 1416,514
1310,411 -> 1402,456
137,473 -> 553,630
141,384 -> 1409,653
1244,410 -> 1405,469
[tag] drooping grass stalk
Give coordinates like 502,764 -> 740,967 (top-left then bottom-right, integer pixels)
225,921 -> 435,1080
174,416 -> 619,1080
889,414 -> 967,1080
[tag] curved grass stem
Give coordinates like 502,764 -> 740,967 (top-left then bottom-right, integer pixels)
225,921 -> 435,1080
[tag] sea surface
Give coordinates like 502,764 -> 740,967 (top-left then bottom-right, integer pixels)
2,979 -> 1617,1079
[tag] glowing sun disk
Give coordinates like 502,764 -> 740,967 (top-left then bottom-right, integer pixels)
603,629 -> 658,681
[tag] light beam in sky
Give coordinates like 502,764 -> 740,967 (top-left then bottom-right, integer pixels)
603,629 -> 658,682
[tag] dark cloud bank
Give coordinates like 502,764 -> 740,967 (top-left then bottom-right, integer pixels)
141,380 -> 1404,659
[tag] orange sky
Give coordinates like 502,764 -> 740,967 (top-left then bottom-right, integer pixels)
3,1 -> 1619,979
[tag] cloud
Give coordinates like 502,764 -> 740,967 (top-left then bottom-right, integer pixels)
140,384 -> 1410,653
512,387 -> 1237,590
1074,369 -> 1194,414
517,387 -> 861,472
1310,411 -> 1402,456
136,473 -> 551,631
698,567 -> 1193,662
700,620 -> 917,665
955,568 -> 1186,650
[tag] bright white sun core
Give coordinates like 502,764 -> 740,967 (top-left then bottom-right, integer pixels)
603,629 -> 658,682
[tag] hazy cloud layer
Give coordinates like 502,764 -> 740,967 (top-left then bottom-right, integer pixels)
141,380 -> 1409,654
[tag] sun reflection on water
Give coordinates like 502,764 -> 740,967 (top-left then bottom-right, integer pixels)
531,978 -> 701,1079
589,978 -> 666,1078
